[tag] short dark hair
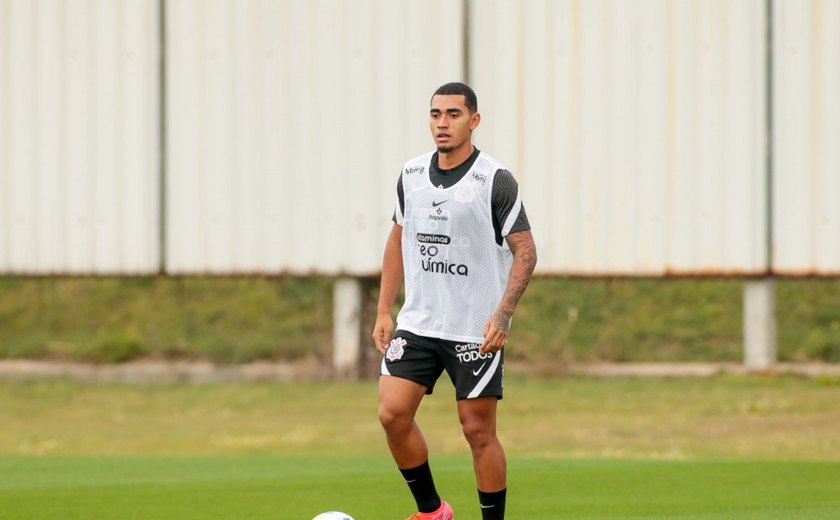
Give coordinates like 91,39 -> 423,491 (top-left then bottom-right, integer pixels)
432,82 -> 478,114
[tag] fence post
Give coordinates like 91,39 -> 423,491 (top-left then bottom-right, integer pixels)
333,278 -> 362,378
743,278 -> 777,370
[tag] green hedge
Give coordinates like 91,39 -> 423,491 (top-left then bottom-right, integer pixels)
0,277 -> 838,364
0,277 -> 332,364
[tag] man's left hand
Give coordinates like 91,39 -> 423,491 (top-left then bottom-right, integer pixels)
480,310 -> 512,354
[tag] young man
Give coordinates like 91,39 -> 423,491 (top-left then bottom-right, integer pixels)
372,82 -> 537,520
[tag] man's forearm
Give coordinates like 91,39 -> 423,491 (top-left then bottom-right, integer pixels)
498,230 -> 537,315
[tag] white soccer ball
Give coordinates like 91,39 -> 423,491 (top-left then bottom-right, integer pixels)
312,512 -> 354,520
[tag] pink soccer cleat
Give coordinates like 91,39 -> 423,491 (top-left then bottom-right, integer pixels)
405,500 -> 454,520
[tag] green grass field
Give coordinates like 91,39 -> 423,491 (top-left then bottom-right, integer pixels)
3,455 -> 839,519
2,376 -> 840,518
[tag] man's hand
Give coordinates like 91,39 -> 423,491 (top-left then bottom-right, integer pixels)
372,312 -> 395,355
480,310 -> 512,354
478,230 -> 536,355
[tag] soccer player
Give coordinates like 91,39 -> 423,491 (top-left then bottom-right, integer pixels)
372,82 -> 537,520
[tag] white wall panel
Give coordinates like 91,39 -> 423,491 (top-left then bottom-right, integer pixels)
165,0 -> 464,275
773,0 -> 840,275
470,0 -> 768,276
3,1 -> 837,278
0,0 -> 160,274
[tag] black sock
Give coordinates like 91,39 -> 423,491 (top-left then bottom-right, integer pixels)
399,461 -> 441,513
478,488 -> 507,520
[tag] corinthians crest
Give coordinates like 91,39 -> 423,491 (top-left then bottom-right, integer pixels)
386,337 -> 407,361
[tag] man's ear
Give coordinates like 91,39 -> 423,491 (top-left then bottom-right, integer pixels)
470,112 -> 481,131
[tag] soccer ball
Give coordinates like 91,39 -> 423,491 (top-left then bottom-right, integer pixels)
312,512 -> 354,520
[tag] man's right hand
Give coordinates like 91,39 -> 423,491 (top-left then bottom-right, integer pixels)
372,312 -> 394,355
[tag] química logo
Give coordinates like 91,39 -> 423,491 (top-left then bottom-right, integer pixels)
421,259 -> 468,276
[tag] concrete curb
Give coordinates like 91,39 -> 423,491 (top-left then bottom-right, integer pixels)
0,360 -> 838,384
555,362 -> 840,378
0,360 -> 325,384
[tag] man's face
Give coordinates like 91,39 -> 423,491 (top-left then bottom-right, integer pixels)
429,94 -> 479,153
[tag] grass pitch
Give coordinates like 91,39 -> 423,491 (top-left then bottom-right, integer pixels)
1,376 -> 839,518
2,455 -> 839,519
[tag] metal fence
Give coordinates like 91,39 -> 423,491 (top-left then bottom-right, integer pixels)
1,0 -> 838,276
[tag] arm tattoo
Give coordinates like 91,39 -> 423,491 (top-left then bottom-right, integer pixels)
499,231 -> 537,314
492,310 -> 513,332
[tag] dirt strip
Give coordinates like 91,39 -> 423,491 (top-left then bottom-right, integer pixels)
0,360 -> 838,384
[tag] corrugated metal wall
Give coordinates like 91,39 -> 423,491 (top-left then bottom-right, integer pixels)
164,0 -> 463,275
773,0 -> 840,275
2,0 -> 838,277
470,0 -> 769,275
0,0 -> 160,274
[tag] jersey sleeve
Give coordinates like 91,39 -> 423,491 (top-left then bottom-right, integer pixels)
491,169 -> 530,245
392,172 -> 405,225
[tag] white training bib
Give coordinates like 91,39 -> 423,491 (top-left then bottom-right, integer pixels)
394,151 -> 514,343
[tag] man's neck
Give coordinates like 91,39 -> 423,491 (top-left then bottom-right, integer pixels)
437,144 -> 475,170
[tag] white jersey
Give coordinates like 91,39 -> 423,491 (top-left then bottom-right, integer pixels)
394,150 -> 519,343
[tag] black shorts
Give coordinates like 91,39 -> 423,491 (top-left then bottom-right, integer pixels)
380,330 -> 503,400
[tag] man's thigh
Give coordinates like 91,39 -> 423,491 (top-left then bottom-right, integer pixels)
440,340 -> 504,400
380,330 -> 446,395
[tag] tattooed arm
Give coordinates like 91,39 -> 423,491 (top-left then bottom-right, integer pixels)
480,229 -> 538,354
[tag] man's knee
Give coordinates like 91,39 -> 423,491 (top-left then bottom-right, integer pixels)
378,403 -> 412,434
460,415 -> 495,448
378,375 -> 426,435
